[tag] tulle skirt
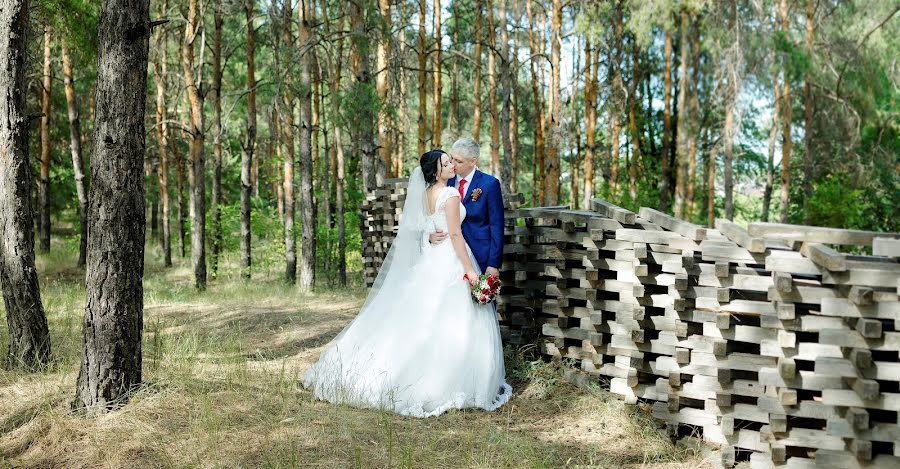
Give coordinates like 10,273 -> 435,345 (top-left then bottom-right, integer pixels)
301,241 -> 512,418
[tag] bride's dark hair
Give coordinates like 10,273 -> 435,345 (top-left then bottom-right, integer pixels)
420,149 -> 446,185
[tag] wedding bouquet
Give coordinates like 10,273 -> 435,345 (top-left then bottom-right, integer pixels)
463,273 -> 501,305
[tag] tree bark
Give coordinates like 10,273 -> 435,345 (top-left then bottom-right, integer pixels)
543,0 -> 562,205
281,1 -> 296,285
298,0 -> 316,290
39,25 -> 52,253
487,0 -> 499,175
331,16 -> 347,286
0,0 -> 51,371
582,40 -> 597,209
674,9 -> 691,218
779,0 -> 792,223
417,0 -> 427,154
395,32 -> 407,176
151,6 -> 171,268
242,0 -> 256,279
722,1 -> 739,221
432,0 -> 442,147
349,0 -> 377,195
762,70 -> 781,222
449,0 -> 461,135
686,23 -> 700,219
472,0 -> 483,143
182,0 -> 206,289
61,43 -> 89,268
525,0 -> 543,205
509,0 -> 520,192
607,1 -> 625,200
173,129 -> 186,258
627,37 -> 641,203
705,125 -> 715,225
802,0 -> 814,223
376,0 -> 393,175
497,0 -> 512,195
210,0 -> 223,279
74,0 -> 149,412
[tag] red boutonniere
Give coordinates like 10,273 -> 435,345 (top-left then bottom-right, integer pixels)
471,188 -> 483,201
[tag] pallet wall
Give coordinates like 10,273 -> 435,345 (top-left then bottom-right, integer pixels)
360,186 -> 900,468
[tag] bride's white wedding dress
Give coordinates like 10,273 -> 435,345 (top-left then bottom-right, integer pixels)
302,174 -> 512,418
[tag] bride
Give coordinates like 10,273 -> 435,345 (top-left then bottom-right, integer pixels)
302,149 -> 512,418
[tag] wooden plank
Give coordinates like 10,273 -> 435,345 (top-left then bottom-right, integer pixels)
748,222 -> 900,246
874,237 -> 900,257
589,198 -> 637,224
800,242 -> 848,271
638,207 -> 708,241
715,219 -> 767,253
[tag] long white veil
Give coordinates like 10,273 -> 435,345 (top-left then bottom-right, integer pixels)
332,166 -> 428,342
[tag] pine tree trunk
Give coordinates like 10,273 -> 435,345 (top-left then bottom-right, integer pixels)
417,0 -> 428,154
449,1 -> 461,135
395,36 -> 407,175
570,37 -> 581,208
281,1 -> 296,285
331,17 -> 347,286
674,10 -> 691,218
802,0 -> 814,223
298,0 -> 316,290
61,43 -> 89,268
644,64 -> 656,159
762,71 -> 780,222
151,6 -> 171,268
486,0 -> 499,175
628,38 -> 641,203
607,1 -> 624,199
182,0 -> 206,290
721,85 -> 734,217
543,0 -> 562,205
39,25 -> 52,253
350,0 -> 376,194
497,0 -> 513,195
149,160 -> 159,240
241,0 -> 256,279
74,0 -> 149,412
705,126 -> 715,225
376,0 -> 393,175
432,0 -> 442,147
582,41 -> 597,209
509,0 -> 520,192
472,0 -> 483,143
210,0 -> 223,279
1,0 -> 51,371
779,0 -> 792,223
525,0 -> 543,205
686,24 -> 700,219
173,132 -> 186,258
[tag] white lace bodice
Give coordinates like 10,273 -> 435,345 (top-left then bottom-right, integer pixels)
426,187 -> 466,234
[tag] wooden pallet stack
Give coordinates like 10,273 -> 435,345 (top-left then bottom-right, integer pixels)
734,224 -> 900,469
360,182 -> 900,467
500,206 -> 584,346
360,178 -> 408,287
529,199 -> 900,468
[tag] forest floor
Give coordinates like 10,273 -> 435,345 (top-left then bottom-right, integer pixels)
0,240 -> 713,468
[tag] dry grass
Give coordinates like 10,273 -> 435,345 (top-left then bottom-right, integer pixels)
0,243 -> 713,468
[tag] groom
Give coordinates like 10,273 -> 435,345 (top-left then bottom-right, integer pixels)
429,138 -> 504,278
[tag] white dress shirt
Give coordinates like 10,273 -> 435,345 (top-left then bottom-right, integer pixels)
457,167 -> 477,199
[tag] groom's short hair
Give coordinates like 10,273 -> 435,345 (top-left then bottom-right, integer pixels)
451,137 -> 481,162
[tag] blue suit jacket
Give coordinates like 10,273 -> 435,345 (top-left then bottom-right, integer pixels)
448,170 -> 504,272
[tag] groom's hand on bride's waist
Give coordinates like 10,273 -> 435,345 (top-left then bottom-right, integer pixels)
429,230 -> 448,245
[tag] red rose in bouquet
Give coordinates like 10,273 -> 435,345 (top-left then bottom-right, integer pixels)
463,273 -> 501,305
